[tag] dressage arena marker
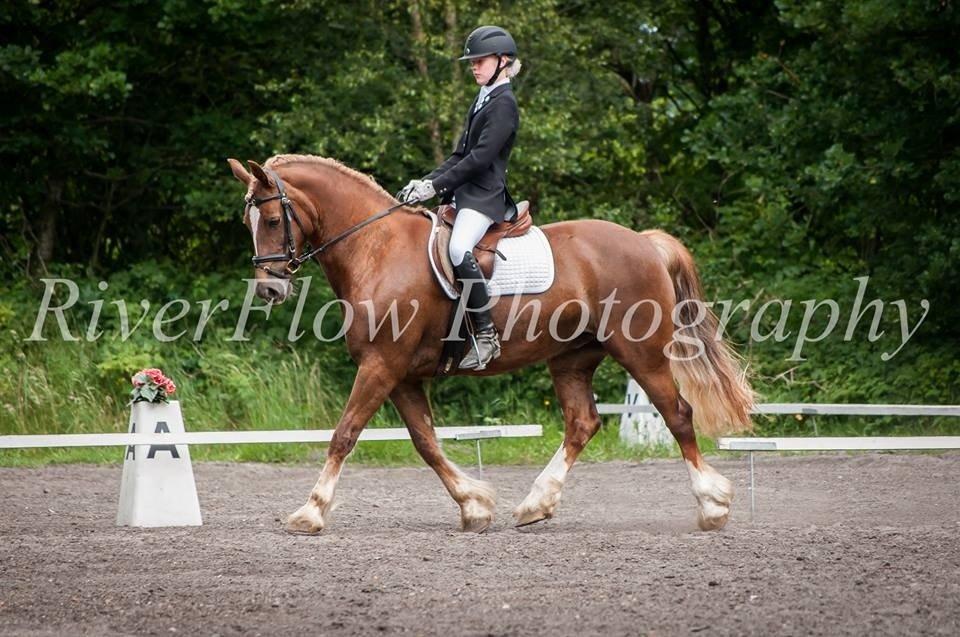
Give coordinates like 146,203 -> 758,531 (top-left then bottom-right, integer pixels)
1,423 -> 543,527
116,400 -> 202,528
600,401 -> 960,519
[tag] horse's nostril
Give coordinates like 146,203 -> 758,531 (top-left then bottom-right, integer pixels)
257,283 -> 282,302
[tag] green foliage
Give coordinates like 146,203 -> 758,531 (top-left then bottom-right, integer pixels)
1,1 -> 958,464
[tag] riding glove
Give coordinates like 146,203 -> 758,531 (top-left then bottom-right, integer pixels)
398,179 -> 422,202
410,180 -> 436,203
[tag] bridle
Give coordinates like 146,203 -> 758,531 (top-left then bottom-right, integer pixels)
245,167 -> 408,279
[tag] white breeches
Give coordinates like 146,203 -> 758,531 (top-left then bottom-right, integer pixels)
449,208 -> 494,266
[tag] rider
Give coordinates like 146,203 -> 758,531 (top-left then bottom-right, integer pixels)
399,25 -> 521,370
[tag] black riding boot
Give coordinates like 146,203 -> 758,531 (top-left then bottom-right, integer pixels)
454,252 -> 501,370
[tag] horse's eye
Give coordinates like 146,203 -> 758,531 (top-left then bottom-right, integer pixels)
267,217 -> 281,228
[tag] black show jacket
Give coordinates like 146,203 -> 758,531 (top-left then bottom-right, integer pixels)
425,83 -> 519,222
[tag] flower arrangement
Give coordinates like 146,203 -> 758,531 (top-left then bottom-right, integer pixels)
130,368 -> 177,404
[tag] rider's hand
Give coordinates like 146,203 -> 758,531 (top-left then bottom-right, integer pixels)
397,179 -> 422,203
410,179 -> 436,203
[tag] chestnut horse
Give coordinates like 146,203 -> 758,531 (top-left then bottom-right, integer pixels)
227,154 -> 754,534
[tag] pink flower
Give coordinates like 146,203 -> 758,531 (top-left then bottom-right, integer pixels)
132,368 -> 176,395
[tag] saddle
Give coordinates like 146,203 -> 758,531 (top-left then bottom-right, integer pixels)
432,201 -> 532,281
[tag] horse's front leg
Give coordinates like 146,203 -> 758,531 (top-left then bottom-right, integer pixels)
285,359 -> 399,534
390,380 -> 496,532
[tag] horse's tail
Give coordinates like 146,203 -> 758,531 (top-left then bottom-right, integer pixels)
640,229 -> 756,438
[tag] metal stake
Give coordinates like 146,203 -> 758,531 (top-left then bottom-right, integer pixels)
476,439 -> 483,472
749,451 -> 756,521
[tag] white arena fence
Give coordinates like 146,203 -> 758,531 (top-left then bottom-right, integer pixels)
598,402 -> 960,517
0,426 -> 543,449
0,425 -> 544,472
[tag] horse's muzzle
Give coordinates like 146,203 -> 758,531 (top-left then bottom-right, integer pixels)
256,279 -> 290,304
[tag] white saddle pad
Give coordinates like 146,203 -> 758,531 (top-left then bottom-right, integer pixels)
486,226 -> 555,296
425,210 -> 556,299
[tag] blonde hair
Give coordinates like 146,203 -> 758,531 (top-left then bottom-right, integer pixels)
506,58 -> 523,78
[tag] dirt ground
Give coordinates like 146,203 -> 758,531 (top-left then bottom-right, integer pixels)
1,453 -> 959,636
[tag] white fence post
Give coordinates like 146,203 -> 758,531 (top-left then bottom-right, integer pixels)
619,377 -> 673,447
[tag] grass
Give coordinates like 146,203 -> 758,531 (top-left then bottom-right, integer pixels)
2,324 -> 958,468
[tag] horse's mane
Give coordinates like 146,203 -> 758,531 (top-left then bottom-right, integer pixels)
265,154 -> 394,200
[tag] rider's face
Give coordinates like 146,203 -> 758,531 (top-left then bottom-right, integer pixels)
470,55 -> 507,85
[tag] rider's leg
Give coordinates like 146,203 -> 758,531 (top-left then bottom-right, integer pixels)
448,208 -> 493,266
448,208 -> 500,369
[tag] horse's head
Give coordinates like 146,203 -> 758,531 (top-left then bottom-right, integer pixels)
228,158 -> 317,304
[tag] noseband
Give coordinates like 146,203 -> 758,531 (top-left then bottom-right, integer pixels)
245,167 -> 408,279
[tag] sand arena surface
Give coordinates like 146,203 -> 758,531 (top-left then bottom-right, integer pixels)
2,454 -> 959,636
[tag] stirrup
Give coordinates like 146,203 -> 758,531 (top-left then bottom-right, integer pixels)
459,330 -> 501,371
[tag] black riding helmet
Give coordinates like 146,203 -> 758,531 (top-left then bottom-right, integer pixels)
458,26 -> 517,86
459,26 -> 517,60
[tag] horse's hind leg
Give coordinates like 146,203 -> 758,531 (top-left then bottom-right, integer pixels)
644,365 -> 732,530
606,339 -> 733,530
514,344 -> 606,527
390,379 -> 496,533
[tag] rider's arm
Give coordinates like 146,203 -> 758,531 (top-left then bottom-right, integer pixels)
424,148 -> 463,182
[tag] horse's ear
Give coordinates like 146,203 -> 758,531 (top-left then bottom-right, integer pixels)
247,160 -> 271,186
227,158 -> 251,184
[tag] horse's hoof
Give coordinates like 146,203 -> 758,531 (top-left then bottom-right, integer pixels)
284,527 -> 324,536
697,508 -> 729,531
460,498 -> 494,533
284,503 -> 325,535
461,515 -> 493,534
513,507 -> 551,528
688,461 -> 733,532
